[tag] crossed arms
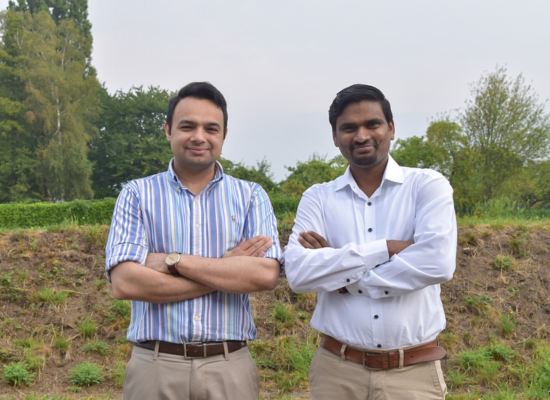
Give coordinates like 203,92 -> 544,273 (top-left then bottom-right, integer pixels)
111,235 -> 280,304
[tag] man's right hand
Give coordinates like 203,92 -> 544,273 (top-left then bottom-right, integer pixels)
387,240 -> 414,257
222,235 -> 273,258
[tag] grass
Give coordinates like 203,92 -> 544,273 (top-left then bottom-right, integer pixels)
81,340 -> 110,356
76,316 -> 98,338
494,255 -> 515,271
30,287 -> 70,305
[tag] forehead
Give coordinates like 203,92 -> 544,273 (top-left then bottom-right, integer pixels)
336,100 -> 386,125
173,97 -> 224,124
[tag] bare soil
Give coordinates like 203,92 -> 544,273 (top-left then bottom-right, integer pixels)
0,223 -> 548,398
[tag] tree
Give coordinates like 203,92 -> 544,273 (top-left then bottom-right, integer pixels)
0,8 -> 100,201
459,66 -> 550,201
280,154 -> 347,198
89,86 -> 173,198
219,157 -> 278,194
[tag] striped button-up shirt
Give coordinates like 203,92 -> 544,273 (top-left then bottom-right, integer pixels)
106,160 -> 283,343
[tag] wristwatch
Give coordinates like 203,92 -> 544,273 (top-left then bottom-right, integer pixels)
165,252 -> 181,276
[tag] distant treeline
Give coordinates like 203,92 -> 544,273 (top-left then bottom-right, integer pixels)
1,2 -> 549,211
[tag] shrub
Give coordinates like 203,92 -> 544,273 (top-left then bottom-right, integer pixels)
2,362 -> 35,387
494,255 -> 515,271
68,362 -> 104,386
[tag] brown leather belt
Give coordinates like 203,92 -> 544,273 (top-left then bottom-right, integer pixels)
320,336 -> 446,370
135,340 -> 247,358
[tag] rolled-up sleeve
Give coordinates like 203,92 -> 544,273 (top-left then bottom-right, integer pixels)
105,186 -> 149,281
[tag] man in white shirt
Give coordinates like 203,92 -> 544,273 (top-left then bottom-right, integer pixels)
284,84 -> 456,400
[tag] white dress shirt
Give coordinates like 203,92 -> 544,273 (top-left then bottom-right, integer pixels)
284,155 -> 457,350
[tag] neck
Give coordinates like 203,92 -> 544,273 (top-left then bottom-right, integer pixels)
173,161 -> 217,195
349,158 -> 388,198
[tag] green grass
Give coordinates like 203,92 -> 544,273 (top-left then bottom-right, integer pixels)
81,340 -> 110,356
2,362 -> 35,387
494,255 -> 515,271
30,287 -> 70,305
76,316 -> 97,338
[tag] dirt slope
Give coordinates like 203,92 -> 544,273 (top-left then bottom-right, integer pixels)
0,223 -> 548,398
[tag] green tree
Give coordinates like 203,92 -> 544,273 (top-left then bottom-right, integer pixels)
89,86 -> 173,199
0,9 -> 100,201
219,157 -> 278,193
280,154 -> 347,198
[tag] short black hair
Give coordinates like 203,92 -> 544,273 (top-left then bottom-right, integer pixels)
166,82 -> 228,137
328,84 -> 393,130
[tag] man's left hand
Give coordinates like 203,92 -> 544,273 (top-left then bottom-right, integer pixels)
298,231 -> 330,249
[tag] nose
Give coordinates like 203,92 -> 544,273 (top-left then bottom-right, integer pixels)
355,126 -> 370,143
190,127 -> 207,143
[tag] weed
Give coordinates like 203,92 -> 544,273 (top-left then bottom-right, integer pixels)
2,362 -> 35,387
500,313 -> 517,336
458,230 -> 478,246
68,362 -> 104,386
73,268 -> 87,276
77,316 -> 97,338
81,340 -> 110,356
273,304 -> 296,324
95,280 -> 106,289
510,235 -> 529,257
83,225 -> 108,248
494,255 -> 515,271
464,293 -> 493,307
485,343 -> 515,362
25,352 -> 46,372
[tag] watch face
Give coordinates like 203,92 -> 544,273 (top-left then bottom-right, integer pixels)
166,253 -> 179,265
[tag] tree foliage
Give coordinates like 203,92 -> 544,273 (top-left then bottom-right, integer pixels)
279,154 -> 347,198
219,157 -> 278,194
89,86 -> 173,199
392,67 -> 550,209
0,7 -> 99,202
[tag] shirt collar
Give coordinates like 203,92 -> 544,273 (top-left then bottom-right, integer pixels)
335,154 -> 404,192
167,159 -> 224,191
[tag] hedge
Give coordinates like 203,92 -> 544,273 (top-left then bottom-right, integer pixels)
0,196 -> 300,229
0,199 -> 117,229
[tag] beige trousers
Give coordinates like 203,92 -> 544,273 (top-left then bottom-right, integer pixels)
123,344 -> 259,400
309,347 -> 447,400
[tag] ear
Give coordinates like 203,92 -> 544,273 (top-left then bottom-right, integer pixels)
332,130 -> 338,147
389,121 -> 395,141
223,128 -> 228,140
165,122 -> 171,141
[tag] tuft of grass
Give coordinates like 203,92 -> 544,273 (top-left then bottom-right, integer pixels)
2,362 -> 35,387
68,362 -> 104,386
52,336 -> 70,352
111,359 -> 126,388
30,287 -> 70,305
81,340 -> 110,356
77,316 -> 97,338
494,255 -> 515,271
464,293 -> 493,308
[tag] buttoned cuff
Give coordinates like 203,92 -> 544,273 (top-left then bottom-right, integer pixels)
344,239 -> 389,296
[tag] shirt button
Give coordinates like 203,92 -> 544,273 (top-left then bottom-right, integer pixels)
346,279 -> 350,282
377,344 -> 382,348
374,315 -> 378,319
368,228 -> 373,232
385,291 -> 389,295
194,198 -> 199,202
195,224 -> 200,229
368,202 -> 372,206
358,290 -> 363,294
194,316 -> 199,321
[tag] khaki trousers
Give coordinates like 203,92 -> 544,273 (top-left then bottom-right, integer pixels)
309,347 -> 447,400
123,344 -> 259,400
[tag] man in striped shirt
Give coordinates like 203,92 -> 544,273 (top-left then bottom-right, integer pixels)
105,82 -> 283,399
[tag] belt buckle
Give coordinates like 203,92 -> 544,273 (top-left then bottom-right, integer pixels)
184,342 -> 206,359
362,352 -> 384,371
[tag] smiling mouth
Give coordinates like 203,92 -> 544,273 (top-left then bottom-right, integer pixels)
187,148 -> 209,155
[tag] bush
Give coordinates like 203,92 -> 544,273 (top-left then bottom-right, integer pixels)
68,362 -> 104,386
2,362 -> 35,387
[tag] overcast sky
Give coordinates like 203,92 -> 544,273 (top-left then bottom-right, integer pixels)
2,0 -> 549,181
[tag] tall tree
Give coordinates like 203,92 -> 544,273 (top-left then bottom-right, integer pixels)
0,8 -> 100,201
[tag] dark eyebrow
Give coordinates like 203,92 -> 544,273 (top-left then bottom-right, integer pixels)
176,120 -> 221,129
338,122 -> 358,131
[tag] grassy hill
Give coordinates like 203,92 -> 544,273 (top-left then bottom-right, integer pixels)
0,222 -> 549,399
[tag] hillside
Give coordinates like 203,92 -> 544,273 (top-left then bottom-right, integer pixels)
0,223 -> 549,399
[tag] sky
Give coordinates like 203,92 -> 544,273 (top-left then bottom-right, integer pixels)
2,0 -> 550,181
